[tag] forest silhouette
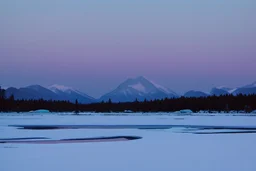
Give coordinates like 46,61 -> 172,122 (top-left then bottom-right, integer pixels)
1,88 -> 255,113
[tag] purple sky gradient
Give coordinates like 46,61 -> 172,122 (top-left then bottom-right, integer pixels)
1,0 -> 256,97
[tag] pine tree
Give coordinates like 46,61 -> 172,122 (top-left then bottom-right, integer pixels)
0,88 -> 6,100
74,99 -> 79,115
108,98 -> 112,104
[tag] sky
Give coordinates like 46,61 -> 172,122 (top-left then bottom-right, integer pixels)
1,0 -> 256,98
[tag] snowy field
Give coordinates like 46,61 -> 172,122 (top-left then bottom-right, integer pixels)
1,113 -> 256,171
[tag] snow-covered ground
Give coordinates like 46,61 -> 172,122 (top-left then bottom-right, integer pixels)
1,113 -> 256,171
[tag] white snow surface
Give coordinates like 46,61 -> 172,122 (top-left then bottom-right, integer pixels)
216,86 -> 232,90
49,84 -> 77,93
214,86 -> 237,94
243,81 -> 256,88
228,88 -> 238,94
48,84 -> 92,99
128,83 -> 147,93
1,113 -> 256,171
150,80 -> 176,95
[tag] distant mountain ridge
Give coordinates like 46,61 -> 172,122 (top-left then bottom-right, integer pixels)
5,85 -> 59,101
211,82 -> 256,96
4,85 -> 95,104
48,84 -> 95,103
1,78 -> 256,103
184,90 -> 209,98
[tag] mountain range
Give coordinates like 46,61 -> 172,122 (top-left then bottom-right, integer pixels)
4,85 -> 95,104
211,82 -> 256,96
1,77 -> 256,103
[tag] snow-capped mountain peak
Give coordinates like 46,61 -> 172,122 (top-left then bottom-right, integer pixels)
119,76 -> 177,94
211,81 -> 256,96
128,83 -> 147,93
117,76 -> 155,93
48,84 -> 95,102
243,81 -> 256,88
100,76 -> 178,102
216,86 -> 230,89
48,84 -> 75,93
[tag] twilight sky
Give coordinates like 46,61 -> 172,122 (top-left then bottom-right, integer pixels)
1,0 -> 256,98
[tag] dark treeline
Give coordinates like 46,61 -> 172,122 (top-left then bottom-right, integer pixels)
0,88 -> 255,113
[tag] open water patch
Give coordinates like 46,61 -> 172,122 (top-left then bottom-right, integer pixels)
193,131 -> 256,134
0,136 -> 142,144
0,137 -> 49,141
10,124 -> 256,130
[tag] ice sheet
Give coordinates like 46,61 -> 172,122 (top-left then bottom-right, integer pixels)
1,113 -> 256,171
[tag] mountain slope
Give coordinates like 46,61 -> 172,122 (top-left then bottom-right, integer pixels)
48,84 -> 95,103
210,87 -> 230,96
5,85 -> 59,100
232,82 -> 256,95
100,76 -> 178,102
184,90 -> 209,98
211,82 -> 256,96
5,85 -> 94,103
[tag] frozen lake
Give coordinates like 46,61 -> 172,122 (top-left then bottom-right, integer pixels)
1,113 -> 256,171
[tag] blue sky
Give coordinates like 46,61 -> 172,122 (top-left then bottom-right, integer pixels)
1,0 -> 256,97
